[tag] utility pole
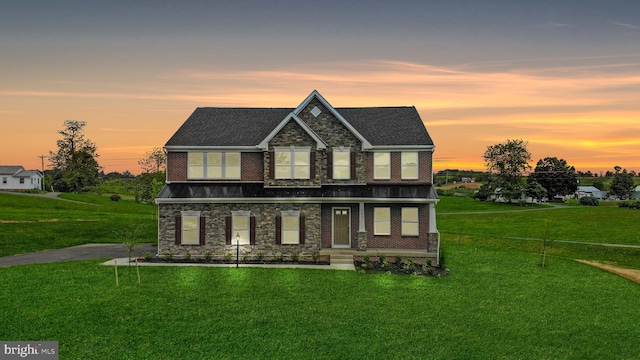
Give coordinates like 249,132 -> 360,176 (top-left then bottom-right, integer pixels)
38,155 -> 47,173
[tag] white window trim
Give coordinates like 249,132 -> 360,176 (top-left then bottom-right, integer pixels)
188,151 -> 241,179
373,152 -> 391,180
231,210 -> 251,245
181,211 -> 201,245
373,207 -> 391,236
274,147 -> 311,180
333,147 -> 351,180
401,207 -> 419,236
401,152 -> 419,180
281,210 -> 300,244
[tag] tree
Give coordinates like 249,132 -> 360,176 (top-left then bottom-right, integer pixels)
138,147 -> 166,174
481,139 -> 532,201
527,157 -> 578,199
48,120 -> 101,192
610,172 -> 635,199
525,181 -> 548,202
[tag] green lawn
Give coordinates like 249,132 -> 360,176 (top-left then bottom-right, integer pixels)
0,193 -> 156,257
1,247 -> 639,359
2,193 -> 640,358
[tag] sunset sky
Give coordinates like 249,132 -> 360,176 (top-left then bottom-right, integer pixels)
1,0 -> 639,175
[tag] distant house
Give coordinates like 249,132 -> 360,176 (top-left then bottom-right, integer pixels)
577,186 -> 607,199
631,186 -> 640,200
156,90 -> 440,263
0,166 -> 43,191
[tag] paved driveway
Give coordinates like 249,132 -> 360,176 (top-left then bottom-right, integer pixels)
0,243 -> 156,267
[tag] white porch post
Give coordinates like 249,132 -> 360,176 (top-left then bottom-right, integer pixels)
358,202 -> 366,232
428,203 -> 437,232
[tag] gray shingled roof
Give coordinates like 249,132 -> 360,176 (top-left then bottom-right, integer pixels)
337,107 -> 433,146
0,166 -> 24,175
165,105 -> 433,147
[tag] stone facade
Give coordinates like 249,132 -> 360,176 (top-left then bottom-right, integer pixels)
159,202 -> 321,259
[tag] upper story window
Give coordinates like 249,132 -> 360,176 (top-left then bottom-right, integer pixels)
333,148 -> 351,179
275,148 -> 310,179
401,152 -> 419,179
188,152 -> 240,179
374,152 -> 390,179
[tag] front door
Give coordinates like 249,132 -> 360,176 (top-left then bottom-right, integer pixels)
333,208 -> 350,247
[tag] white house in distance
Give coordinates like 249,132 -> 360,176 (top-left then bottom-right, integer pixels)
0,166 -> 44,191
577,186 -> 607,199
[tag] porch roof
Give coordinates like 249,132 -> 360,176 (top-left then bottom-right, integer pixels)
157,183 -> 438,201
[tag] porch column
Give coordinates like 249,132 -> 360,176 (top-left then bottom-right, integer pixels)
358,202 -> 367,250
358,202 -> 366,232
428,203 -> 437,232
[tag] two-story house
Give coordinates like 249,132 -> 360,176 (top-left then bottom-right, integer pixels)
156,91 -> 440,263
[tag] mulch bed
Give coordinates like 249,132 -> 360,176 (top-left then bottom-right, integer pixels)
138,254 -> 331,266
354,255 -> 449,277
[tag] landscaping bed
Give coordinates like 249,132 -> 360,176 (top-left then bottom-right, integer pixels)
354,255 -> 449,277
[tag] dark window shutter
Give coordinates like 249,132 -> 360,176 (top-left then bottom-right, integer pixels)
299,215 -> 305,244
269,151 -> 275,179
175,216 -> 182,245
225,216 -> 232,245
350,151 -> 356,179
199,217 -> 206,245
250,216 -> 256,245
327,151 -> 333,179
275,216 -> 282,245
310,152 -> 316,179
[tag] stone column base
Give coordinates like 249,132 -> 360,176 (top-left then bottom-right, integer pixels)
357,231 -> 367,251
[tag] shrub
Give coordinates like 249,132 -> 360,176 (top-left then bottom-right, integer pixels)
275,253 -> 284,263
110,194 -> 121,202
395,255 -> 403,264
290,251 -> 299,263
204,252 -> 213,262
379,254 -> 387,264
256,252 -> 265,262
184,252 -> 191,261
143,252 -> 153,261
363,254 -> 371,263
579,197 -> 599,206
163,252 -> 173,261
224,253 -> 233,263
311,251 -> 320,263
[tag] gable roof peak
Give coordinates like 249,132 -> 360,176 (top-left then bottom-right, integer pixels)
294,90 -> 373,150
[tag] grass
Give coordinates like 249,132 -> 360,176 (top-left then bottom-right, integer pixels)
2,193 -> 640,358
0,193 -> 156,257
1,249 -> 640,359
437,196 -> 640,268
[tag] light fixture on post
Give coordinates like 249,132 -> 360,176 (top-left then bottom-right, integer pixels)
236,232 -> 240,268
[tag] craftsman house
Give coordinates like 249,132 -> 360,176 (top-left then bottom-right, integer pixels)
0,166 -> 43,191
156,91 -> 440,262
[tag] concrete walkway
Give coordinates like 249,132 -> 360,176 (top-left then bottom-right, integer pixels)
0,243 -> 156,267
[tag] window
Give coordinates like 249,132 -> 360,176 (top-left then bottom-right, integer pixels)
374,207 -> 390,235
188,152 -> 241,179
402,152 -> 419,179
232,211 -> 251,245
402,208 -> 419,236
181,211 -> 201,245
19,178 -> 25,184
282,213 -> 300,244
374,152 -> 390,179
333,148 -> 350,179
275,148 -> 310,179
2,177 -> 6,184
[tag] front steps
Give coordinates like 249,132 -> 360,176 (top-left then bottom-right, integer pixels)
328,253 -> 356,271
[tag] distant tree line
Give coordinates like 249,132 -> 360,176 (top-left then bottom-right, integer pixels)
46,120 -> 166,203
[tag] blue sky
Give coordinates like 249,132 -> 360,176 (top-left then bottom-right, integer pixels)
1,0 -> 639,173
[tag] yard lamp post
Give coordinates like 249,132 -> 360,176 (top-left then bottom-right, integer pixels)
236,232 -> 240,268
